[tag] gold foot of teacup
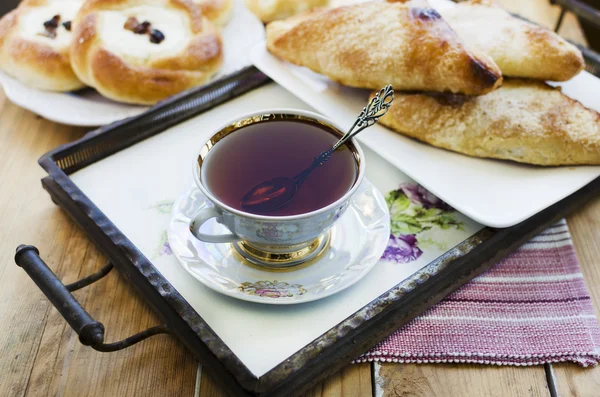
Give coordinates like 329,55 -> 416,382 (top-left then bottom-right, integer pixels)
232,232 -> 331,270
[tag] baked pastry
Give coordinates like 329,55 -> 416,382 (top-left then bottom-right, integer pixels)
0,0 -> 85,91
194,0 -> 234,26
374,79 -> 600,166
266,0 -> 502,95
437,0 -> 584,81
70,0 -> 223,105
244,0 -> 328,23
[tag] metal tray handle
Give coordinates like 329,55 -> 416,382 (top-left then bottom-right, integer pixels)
552,0 -> 600,31
14,245 -> 170,352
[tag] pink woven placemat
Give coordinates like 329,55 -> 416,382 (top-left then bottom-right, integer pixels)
356,219 -> 600,367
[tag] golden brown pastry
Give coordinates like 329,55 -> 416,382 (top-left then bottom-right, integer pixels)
0,0 -> 85,91
374,79 -> 600,166
438,0 -> 584,81
194,0 -> 234,26
244,0 -> 328,23
70,0 -> 223,105
266,0 -> 502,95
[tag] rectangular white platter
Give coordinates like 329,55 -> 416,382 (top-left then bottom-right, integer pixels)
70,84 -> 483,377
250,0 -> 600,228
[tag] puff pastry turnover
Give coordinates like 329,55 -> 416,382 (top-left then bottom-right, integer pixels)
70,0 -> 223,105
375,79 -> 600,166
438,0 -> 584,81
0,0 -> 85,91
266,0 -> 502,95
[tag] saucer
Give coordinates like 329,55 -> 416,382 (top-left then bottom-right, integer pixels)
167,179 -> 390,304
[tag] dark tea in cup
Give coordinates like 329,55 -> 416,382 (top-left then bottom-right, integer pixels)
201,117 -> 359,216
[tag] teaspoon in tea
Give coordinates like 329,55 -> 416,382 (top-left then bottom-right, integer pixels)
240,85 -> 394,214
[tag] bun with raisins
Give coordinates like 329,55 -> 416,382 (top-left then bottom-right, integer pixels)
70,0 -> 223,105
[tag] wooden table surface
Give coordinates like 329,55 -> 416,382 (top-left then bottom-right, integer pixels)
1,1 -> 599,396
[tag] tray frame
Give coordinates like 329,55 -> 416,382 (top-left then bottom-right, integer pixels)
37,66 -> 600,396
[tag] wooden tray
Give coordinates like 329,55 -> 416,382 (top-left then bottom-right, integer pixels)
13,66 -> 600,397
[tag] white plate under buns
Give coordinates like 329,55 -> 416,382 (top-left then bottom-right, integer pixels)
0,0 -> 264,126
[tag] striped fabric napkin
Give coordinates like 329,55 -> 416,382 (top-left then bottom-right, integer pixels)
357,219 -> 600,367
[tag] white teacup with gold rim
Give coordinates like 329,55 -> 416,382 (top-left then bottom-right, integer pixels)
190,109 -> 365,269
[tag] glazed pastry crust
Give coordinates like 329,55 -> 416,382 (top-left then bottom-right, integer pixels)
194,0 -> 234,26
438,0 -> 584,81
375,79 -> 600,166
244,0 -> 328,23
0,0 -> 85,91
266,0 -> 502,95
70,0 -> 223,105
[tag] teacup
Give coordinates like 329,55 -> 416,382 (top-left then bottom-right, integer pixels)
190,109 -> 365,268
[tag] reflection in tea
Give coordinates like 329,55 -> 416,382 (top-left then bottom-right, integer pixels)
202,120 -> 358,216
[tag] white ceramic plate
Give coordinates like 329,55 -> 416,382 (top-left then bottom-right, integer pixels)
251,46 -> 600,228
0,0 -> 265,127
167,179 -> 391,305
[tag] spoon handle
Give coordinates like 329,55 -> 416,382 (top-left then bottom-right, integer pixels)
293,85 -> 394,187
332,85 -> 394,151
293,148 -> 335,186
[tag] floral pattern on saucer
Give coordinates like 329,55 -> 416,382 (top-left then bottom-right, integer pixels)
238,281 -> 307,298
383,183 -> 463,264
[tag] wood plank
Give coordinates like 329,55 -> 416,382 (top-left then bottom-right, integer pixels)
553,195 -> 600,397
0,99 -> 84,397
23,227 -> 199,397
198,363 -> 372,397
553,365 -> 600,397
0,99 -> 198,397
374,362 -> 548,397
303,364 -> 372,397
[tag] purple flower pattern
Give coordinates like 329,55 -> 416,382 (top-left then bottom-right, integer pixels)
383,233 -> 423,263
398,183 -> 453,211
383,183 -> 461,264
255,289 -> 282,298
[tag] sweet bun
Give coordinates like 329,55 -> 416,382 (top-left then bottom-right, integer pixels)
194,0 -> 234,26
70,0 -> 223,105
0,0 -> 85,91
244,0 -> 328,23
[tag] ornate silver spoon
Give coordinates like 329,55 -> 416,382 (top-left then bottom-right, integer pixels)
240,85 -> 394,214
